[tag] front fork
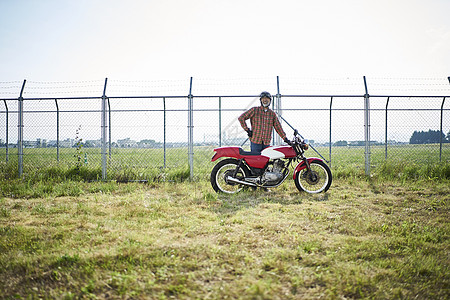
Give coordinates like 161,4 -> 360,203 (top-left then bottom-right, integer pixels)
301,157 -> 311,172
293,156 -> 320,181
300,157 -> 318,181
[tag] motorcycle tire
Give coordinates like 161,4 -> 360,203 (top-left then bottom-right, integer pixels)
211,158 -> 251,194
294,160 -> 332,194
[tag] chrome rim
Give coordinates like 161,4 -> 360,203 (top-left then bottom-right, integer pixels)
298,163 -> 329,193
215,163 -> 245,194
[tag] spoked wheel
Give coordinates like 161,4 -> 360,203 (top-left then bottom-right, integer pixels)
211,159 -> 250,194
295,160 -> 332,193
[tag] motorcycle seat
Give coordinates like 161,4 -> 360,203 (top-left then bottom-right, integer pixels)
239,148 -> 261,156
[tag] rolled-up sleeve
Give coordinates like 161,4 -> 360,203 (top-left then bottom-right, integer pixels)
273,113 -> 286,140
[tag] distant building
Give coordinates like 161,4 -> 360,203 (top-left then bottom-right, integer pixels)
117,138 -> 137,148
60,138 -> 75,148
36,138 -> 47,148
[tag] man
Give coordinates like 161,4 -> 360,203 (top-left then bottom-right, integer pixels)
238,91 -> 290,153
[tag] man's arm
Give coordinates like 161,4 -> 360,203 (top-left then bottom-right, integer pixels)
238,107 -> 255,132
273,113 -> 287,140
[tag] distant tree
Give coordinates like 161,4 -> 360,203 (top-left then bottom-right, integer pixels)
410,130 -> 445,144
84,141 -> 94,147
334,140 -> 348,147
410,131 -> 419,144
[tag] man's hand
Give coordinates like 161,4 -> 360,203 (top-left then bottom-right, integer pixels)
247,129 -> 253,138
284,137 -> 291,145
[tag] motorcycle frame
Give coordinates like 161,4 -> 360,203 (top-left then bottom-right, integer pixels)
232,158 -> 293,188
212,139 -> 327,185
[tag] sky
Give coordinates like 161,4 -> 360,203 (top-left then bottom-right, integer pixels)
0,0 -> 449,145
1,0 -> 450,83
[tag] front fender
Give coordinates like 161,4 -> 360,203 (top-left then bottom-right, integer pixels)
293,158 -> 324,180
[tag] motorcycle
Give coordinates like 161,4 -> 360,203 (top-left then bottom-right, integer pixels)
210,131 -> 332,194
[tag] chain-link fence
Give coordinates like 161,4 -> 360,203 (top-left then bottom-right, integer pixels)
1,77 -> 449,181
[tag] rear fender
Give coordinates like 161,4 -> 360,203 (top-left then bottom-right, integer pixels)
211,147 -> 270,169
211,147 -> 242,161
212,147 -> 270,169
293,158 -> 324,180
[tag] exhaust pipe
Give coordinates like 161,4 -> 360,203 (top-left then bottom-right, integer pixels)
226,176 -> 257,187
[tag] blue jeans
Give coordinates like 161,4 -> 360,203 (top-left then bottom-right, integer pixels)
251,142 -> 269,154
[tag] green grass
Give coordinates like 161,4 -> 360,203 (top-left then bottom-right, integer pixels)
0,175 -> 449,299
1,143 -> 449,182
0,144 -> 449,298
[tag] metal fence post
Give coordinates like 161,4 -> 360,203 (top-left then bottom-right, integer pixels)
329,97 -> 333,167
363,76 -> 371,176
3,100 -> 8,163
444,76 -> 450,162
55,99 -> 60,161
18,80 -> 26,178
163,97 -> 166,168
440,97 -> 446,162
275,76 -> 282,145
271,95 -> 275,146
219,96 -> 222,147
101,78 -> 108,180
108,97 -> 111,160
385,97 -> 390,160
188,77 -> 194,180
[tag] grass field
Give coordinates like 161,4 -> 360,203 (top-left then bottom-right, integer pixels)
0,144 -> 449,299
1,143 -> 449,181
0,166 -> 449,299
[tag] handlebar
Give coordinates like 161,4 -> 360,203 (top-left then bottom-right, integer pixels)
289,129 -> 329,163
288,133 -> 309,151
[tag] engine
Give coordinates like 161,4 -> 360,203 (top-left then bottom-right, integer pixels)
262,159 -> 286,184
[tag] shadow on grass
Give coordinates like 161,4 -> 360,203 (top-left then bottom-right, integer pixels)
210,187 -> 330,217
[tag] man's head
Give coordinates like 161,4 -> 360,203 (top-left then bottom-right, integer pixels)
260,91 -> 271,107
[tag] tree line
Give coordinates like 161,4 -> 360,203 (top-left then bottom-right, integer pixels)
331,129 -> 450,147
410,130 -> 450,144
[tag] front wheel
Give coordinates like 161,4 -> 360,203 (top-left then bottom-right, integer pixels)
294,160 -> 332,193
211,159 -> 251,194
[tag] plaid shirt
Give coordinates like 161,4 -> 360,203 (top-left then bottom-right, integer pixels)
238,106 -> 286,145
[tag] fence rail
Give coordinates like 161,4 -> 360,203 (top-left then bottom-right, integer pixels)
1,77 -> 449,180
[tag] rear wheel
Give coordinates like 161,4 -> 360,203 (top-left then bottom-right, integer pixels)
295,160 -> 332,193
211,159 -> 250,194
